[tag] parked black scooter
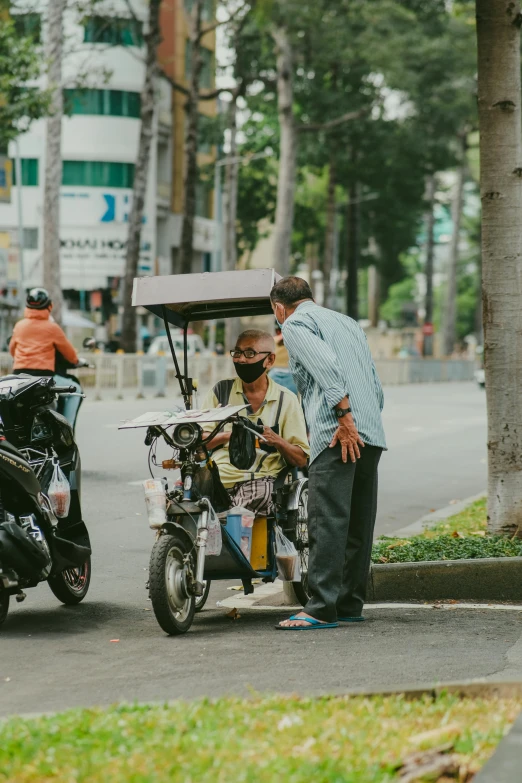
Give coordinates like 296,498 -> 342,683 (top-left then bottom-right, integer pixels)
0,375 -> 92,627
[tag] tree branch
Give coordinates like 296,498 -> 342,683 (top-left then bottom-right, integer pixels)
195,1 -> 249,43
159,67 -> 189,97
297,108 -> 367,134
159,67 -> 237,102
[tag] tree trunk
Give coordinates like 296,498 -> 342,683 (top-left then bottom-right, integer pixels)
121,0 -> 161,353
42,0 -> 65,325
179,0 -> 204,275
443,152 -> 466,356
224,97 -> 241,350
423,174 -> 436,357
272,26 -> 296,277
346,180 -> 359,320
323,155 -> 336,308
368,264 -> 380,327
476,0 -> 522,535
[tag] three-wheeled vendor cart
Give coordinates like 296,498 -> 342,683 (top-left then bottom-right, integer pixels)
120,269 -> 310,635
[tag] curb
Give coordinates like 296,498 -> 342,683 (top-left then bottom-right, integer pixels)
368,557 -> 522,602
390,491 -> 487,538
474,709 -> 522,783
218,556 -> 522,609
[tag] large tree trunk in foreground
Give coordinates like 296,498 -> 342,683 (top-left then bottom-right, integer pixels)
121,0 -> 161,353
476,0 -> 522,535
323,156 -> 336,308
42,0 -> 65,325
272,26 -> 296,277
443,155 -> 466,356
179,0 -> 204,275
422,174 -> 436,357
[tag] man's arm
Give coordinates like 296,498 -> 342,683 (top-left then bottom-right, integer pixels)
262,392 -> 310,468
52,325 -> 78,365
282,320 -> 346,407
261,428 -> 307,467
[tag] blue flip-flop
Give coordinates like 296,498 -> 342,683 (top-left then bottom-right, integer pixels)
275,615 -> 338,630
338,616 -> 365,623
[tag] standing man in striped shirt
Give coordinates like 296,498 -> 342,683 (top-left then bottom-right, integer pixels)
271,276 -> 387,630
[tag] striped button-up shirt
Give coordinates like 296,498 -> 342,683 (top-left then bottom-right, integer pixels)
281,301 -> 386,464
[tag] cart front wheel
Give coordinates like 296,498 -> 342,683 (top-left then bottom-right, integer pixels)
195,580 -> 211,612
149,533 -> 195,635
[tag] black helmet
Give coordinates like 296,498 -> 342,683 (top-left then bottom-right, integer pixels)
26,288 -> 52,310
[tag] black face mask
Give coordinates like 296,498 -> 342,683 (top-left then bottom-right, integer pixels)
234,357 -> 267,384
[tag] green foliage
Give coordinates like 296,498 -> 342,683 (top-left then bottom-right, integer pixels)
233,0 -> 477,301
0,694 -> 518,782
372,534 -> 522,564
0,17 -> 50,148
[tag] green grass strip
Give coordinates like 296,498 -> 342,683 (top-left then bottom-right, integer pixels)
0,693 -> 520,782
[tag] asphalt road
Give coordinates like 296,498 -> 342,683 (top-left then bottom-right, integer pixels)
0,381 -> 494,716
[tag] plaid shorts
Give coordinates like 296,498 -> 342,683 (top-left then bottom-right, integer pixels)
228,477 -> 275,517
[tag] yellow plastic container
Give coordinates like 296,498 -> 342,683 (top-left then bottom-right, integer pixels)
250,517 -> 268,570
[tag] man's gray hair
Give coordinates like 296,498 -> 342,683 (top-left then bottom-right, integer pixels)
236,329 -> 275,352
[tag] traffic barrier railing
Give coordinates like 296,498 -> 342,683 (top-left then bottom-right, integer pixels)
0,353 -> 475,400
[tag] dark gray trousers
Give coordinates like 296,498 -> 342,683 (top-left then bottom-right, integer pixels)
304,442 -> 382,623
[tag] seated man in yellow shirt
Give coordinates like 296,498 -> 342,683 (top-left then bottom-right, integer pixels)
201,329 -> 309,515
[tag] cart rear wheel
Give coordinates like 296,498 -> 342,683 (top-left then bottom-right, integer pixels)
195,580 -> 211,612
149,533 -> 195,635
289,484 -> 310,606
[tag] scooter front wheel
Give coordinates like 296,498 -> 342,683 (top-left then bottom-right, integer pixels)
149,533 -> 195,635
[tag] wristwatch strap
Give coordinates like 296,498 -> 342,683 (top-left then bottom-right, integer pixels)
335,407 -> 352,419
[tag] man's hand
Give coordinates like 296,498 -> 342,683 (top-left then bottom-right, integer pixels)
330,415 -> 365,463
262,426 -> 282,447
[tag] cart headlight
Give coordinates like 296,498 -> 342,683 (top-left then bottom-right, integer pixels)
171,422 -> 201,449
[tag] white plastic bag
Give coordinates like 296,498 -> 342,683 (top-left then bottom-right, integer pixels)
48,460 -> 71,519
206,503 -> 222,557
275,525 -> 301,582
143,479 -> 167,529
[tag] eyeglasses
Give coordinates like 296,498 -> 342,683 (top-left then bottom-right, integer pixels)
230,349 -> 271,360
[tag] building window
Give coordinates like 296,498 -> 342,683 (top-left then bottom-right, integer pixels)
196,182 -> 210,218
12,13 -> 41,42
83,17 -> 143,47
64,89 -> 141,118
185,43 -> 214,89
184,0 -> 214,22
62,161 -> 135,188
22,228 -> 38,250
11,158 -> 39,186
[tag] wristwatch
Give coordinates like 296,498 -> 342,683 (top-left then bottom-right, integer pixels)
335,407 -> 352,419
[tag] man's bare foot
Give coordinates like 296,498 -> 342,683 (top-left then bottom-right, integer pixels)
278,612 -> 329,628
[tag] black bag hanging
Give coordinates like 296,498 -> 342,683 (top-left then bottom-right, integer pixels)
192,460 -> 231,513
229,416 -> 257,470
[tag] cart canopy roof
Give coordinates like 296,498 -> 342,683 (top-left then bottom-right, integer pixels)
132,269 -> 281,327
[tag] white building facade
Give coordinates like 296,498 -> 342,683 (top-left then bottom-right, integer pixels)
1,0 -> 217,335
